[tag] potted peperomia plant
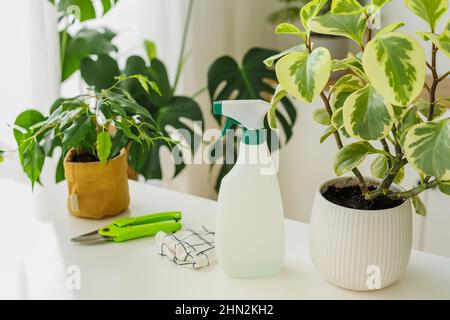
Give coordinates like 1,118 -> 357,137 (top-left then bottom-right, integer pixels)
14,75 -> 171,219
268,0 -> 450,290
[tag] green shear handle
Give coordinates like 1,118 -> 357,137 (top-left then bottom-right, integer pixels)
99,211 -> 182,242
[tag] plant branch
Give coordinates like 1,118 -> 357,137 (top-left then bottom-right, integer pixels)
173,0 -> 194,94
437,71 -> 450,83
319,91 -> 368,193
428,44 -> 439,121
387,179 -> 440,199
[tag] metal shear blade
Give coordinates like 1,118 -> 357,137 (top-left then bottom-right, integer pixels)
71,229 -> 114,243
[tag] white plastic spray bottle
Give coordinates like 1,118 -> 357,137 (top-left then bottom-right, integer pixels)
213,99 -> 285,278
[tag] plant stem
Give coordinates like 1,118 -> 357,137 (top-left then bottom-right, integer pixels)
387,179 -> 439,199
428,44 -> 439,121
172,0 -> 194,94
437,71 -> 450,83
319,92 -> 369,193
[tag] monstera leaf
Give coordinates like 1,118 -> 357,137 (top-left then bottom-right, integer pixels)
80,54 -> 203,180
50,0 -> 119,21
61,28 -> 117,81
208,48 -> 297,191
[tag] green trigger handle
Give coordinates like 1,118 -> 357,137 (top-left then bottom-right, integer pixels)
219,117 -> 240,139
99,211 -> 182,242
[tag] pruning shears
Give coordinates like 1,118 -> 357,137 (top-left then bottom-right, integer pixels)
71,211 -> 182,244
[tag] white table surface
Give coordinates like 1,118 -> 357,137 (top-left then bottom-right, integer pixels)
1,179 -> 450,299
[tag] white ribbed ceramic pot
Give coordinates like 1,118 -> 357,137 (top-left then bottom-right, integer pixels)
309,177 -> 412,291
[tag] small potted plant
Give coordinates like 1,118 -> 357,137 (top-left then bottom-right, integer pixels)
268,0 -> 450,290
14,75 -> 171,219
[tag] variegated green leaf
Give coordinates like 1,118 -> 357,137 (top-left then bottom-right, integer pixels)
420,20 -> 450,57
397,106 -> 420,144
343,85 -> 395,140
414,99 -> 448,119
376,22 -> 406,37
404,0 -> 448,31
372,0 -> 391,8
308,12 -> 367,46
405,118 -> 450,180
371,154 -> 405,183
331,74 -> 364,110
301,0 -> 328,35
333,87 -> 355,111
320,126 -> 337,143
362,32 -> 426,106
332,107 -> 344,130
412,195 -> 427,216
332,54 -> 368,80
313,108 -> 331,125
439,181 -> 450,195
331,0 -> 363,14
371,154 -> 389,179
275,48 -> 331,103
275,23 -> 307,40
331,74 -> 364,93
268,84 -> 288,129
263,45 -> 307,67
334,141 -> 378,176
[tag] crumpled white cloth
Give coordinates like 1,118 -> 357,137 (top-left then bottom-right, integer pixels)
156,226 -> 215,269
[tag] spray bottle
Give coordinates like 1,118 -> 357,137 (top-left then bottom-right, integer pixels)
213,99 -> 285,278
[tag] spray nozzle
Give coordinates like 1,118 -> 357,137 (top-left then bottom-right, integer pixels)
213,100 -> 270,145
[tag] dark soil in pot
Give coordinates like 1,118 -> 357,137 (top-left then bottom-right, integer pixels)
323,185 -> 404,210
71,153 -> 99,163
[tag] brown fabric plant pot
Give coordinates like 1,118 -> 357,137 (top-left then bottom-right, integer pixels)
63,148 -> 130,219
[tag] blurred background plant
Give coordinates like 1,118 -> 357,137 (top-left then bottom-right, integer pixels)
46,0 -> 203,182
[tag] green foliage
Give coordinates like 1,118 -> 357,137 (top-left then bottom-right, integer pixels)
50,0 -> 119,22
404,0 -> 448,31
270,0 -> 450,211
61,28 -> 117,81
14,76 -> 167,187
80,54 -> 203,180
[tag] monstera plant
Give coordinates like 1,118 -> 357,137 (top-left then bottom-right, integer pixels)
49,0 -> 120,82
269,0 -> 450,214
208,48 -> 297,191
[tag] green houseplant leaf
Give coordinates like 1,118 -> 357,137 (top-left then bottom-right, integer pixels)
334,141 -> 379,176
313,108 -> 331,125
275,23 -> 306,39
331,0 -> 364,14
362,32 -> 426,106
61,28 -> 117,81
308,12 -> 367,46
22,140 -> 45,189
412,195 -> 427,216
96,130 -> 112,165
301,0 -> 328,35
343,85 -> 395,140
80,54 -> 121,90
404,0 -> 448,31
53,0 -> 119,21
420,19 -> 450,57
275,47 -> 331,103
371,154 -> 405,183
405,118 -> 450,180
